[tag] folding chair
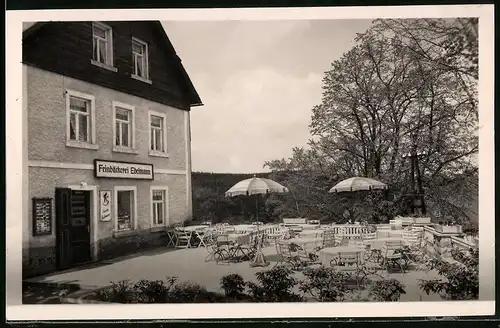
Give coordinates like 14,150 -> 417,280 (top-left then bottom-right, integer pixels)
205,233 -> 230,264
381,240 -> 406,273
320,229 -> 336,249
165,227 -> 176,248
329,251 -> 375,286
174,228 -> 192,249
194,228 -> 210,248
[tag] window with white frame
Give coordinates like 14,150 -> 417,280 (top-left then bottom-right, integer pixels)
114,186 -> 137,231
92,22 -> 114,67
151,187 -> 168,226
113,101 -> 135,150
132,37 -> 149,80
66,90 -> 96,146
149,111 -> 167,155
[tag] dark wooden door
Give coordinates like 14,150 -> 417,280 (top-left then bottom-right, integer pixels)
55,188 -> 91,269
55,188 -> 72,270
70,190 -> 91,265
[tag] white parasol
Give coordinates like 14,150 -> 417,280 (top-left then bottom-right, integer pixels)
225,175 -> 289,267
225,176 -> 289,198
328,177 -> 388,193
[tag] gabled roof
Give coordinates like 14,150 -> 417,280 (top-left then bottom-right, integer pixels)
23,21 -> 203,107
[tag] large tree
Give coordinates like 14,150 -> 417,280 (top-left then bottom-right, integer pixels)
265,18 -> 478,225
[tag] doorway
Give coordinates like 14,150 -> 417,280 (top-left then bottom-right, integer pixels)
55,188 -> 92,269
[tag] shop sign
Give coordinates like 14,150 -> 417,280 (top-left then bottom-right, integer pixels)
100,190 -> 112,222
94,160 -> 154,180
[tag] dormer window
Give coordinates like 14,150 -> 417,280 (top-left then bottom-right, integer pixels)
131,37 -> 151,83
91,22 -> 116,71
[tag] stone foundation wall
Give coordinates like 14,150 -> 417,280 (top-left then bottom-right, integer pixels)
23,246 -> 57,278
98,229 -> 169,261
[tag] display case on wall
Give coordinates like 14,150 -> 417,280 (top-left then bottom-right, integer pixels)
32,197 -> 53,236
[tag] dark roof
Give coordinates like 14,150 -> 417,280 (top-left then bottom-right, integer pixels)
23,21 -> 203,107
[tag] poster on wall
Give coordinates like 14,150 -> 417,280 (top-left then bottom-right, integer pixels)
100,190 -> 112,222
32,197 -> 52,236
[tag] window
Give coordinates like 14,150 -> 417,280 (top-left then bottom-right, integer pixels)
92,22 -> 115,70
151,186 -> 169,227
114,186 -> 137,231
149,111 -> 168,157
131,37 -> 150,82
112,101 -> 136,153
65,90 -> 97,149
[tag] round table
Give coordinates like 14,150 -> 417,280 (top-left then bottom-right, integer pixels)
181,225 -> 209,231
282,237 -> 323,252
318,246 -> 365,266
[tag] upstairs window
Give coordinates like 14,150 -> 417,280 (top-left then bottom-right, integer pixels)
132,37 -> 150,81
150,115 -> 164,152
115,108 -> 131,147
92,22 -> 114,67
149,111 -> 168,157
69,97 -> 91,142
112,101 -> 136,152
65,89 -> 97,149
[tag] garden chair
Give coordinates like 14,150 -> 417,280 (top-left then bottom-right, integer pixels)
321,229 -> 336,248
360,232 -> 377,249
205,233 -> 231,264
329,251 -> 366,286
235,232 -> 260,261
164,225 -> 177,248
194,228 -> 211,248
267,225 -> 289,244
275,240 -> 311,269
333,231 -> 346,247
225,233 -> 254,262
381,240 -> 406,273
174,228 -> 192,249
401,229 -> 426,265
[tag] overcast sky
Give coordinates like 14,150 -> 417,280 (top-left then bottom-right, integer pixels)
162,19 -> 374,173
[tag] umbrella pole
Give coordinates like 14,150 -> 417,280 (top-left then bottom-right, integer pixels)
250,194 -> 269,268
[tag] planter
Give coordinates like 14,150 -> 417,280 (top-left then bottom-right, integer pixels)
435,225 -> 463,234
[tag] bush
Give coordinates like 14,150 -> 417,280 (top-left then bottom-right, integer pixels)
133,279 -> 171,303
94,277 -> 225,303
419,247 -> 479,300
220,273 -> 246,298
246,266 -> 303,302
94,280 -> 141,303
167,281 -> 220,303
299,266 -> 351,302
368,279 -> 406,302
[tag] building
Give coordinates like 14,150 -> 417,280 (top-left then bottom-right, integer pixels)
22,21 -> 203,277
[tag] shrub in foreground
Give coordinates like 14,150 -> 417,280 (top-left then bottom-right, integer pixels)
419,248 -> 479,300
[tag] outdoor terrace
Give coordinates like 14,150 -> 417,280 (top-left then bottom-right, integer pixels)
25,218 -> 477,303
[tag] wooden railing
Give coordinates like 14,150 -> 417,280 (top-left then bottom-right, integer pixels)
328,224 -> 369,240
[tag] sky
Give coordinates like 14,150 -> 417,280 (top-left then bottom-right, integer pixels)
162,19 -> 374,173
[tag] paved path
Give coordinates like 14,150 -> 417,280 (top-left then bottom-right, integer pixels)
25,246 -> 443,302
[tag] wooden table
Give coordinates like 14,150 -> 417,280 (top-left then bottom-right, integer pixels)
318,246 -> 365,266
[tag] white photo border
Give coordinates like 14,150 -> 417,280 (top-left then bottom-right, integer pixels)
6,4 -> 495,320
